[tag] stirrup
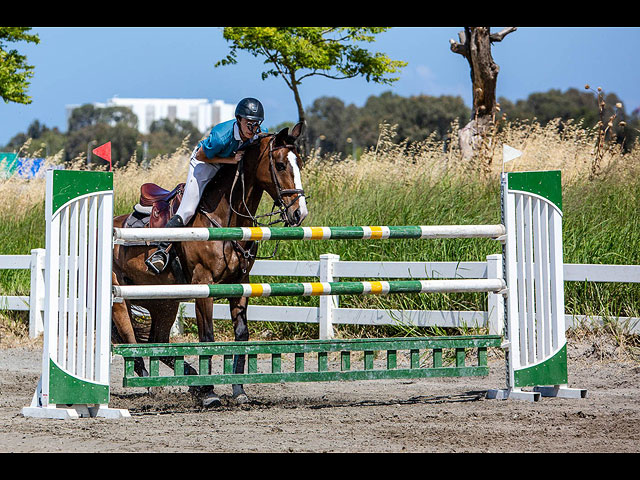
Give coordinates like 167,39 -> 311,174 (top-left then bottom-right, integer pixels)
145,249 -> 170,274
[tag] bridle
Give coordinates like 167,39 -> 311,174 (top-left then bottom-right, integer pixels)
267,136 -> 306,223
213,133 -> 306,263
229,134 -> 306,227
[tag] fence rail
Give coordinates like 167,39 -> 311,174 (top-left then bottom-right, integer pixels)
1,250 -> 640,338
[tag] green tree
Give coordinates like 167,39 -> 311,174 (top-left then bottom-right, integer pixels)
144,118 -> 202,159
64,103 -> 140,166
354,92 -> 470,147
65,123 -> 139,167
499,88 -> 598,126
305,92 -> 470,157
0,27 -> 40,104
305,96 -> 359,155
499,87 -> 638,150
215,27 -> 407,128
4,120 -> 66,156
68,104 -> 138,132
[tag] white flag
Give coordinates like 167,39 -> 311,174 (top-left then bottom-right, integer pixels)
503,144 -> 522,163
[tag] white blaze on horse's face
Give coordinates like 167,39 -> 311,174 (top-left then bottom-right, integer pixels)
288,151 -> 308,223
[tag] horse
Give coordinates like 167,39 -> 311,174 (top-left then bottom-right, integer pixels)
111,122 -> 308,406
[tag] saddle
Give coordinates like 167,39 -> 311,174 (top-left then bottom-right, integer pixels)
122,183 -> 187,282
125,183 -> 185,229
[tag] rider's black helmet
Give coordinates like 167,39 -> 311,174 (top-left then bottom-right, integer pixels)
235,97 -> 265,122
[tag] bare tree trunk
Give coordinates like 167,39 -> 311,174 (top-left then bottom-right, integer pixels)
289,71 -> 309,154
290,72 -> 306,125
450,27 -> 516,162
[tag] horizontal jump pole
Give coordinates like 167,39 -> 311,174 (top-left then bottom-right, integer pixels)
113,224 -> 506,243
113,278 -> 506,301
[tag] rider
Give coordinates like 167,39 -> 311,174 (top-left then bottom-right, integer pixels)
145,97 -> 266,274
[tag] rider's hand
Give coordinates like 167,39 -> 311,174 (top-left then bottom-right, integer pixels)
195,147 -> 207,162
233,150 -> 245,163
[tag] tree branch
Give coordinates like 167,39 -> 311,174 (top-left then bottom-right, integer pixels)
449,30 -> 469,57
259,46 -> 294,89
489,27 -> 517,43
297,70 -> 356,82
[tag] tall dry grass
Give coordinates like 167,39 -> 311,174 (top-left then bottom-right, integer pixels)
2,118 -> 638,219
1,119 -> 639,341
306,117 -> 640,194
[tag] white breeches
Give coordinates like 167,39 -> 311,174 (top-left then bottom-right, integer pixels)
175,147 -> 221,224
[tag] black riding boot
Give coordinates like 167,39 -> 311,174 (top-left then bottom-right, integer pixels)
145,214 -> 184,274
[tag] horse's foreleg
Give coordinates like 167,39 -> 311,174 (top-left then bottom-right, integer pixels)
229,295 -> 250,404
195,296 -> 215,343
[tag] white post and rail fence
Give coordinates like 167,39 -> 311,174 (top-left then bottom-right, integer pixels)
3,250 -> 639,339
3,168 -> 637,419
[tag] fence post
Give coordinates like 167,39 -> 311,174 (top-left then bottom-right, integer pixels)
486,253 -> 504,335
29,248 -> 46,338
319,253 -> 339,339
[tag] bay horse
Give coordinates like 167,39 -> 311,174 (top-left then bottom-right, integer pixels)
111,122 -> 308,406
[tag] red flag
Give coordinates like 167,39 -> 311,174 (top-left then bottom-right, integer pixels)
92,142 -> 112,171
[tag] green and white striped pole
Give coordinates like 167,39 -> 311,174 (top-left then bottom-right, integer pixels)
113,278 -> 506,301
114,224 -> 506,243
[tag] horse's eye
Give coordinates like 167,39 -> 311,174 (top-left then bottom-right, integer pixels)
275,162 -> 287,172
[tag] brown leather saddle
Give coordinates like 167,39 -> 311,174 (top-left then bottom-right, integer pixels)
123,183 -> 187,281
127,183 -> 185,229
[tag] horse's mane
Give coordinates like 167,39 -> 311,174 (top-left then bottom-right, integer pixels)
197,134 -> 270,222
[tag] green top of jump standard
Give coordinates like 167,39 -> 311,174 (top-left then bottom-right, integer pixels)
507,170 -> 562,212
50,170 -> 113,216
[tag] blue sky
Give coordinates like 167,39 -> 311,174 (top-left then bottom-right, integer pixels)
2,26 -> 639,146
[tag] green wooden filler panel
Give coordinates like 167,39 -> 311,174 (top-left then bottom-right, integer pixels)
112,335 -> 502,388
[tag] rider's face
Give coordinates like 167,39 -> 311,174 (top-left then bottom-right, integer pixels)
238,117 -> 261,140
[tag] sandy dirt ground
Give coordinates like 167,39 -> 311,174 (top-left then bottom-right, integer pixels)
1,334 -> 639,453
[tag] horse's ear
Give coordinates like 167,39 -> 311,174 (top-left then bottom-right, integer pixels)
290,121 -> 305,140
275,122 -> 305,146
275,127 -> 289,145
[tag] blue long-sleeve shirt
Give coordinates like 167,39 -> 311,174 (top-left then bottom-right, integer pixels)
198,119 -> 267,159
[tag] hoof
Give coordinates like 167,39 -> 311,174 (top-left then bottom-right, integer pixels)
234,393 -> 249,405
147,386 -> 161,397
232,385 -> 248,405
202,393 -> 222,408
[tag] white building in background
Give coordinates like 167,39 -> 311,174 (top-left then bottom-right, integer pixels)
66,97 -> 236,134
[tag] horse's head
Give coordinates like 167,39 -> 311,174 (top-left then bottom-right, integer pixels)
255,122 -> 308,226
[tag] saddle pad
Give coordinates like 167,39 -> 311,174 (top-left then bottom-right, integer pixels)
134,203 -> 153,215
124,210 -> 150,229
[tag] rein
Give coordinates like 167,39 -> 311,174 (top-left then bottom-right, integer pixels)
219,134 -> 307,261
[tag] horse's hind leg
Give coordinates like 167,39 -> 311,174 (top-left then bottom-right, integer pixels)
193,296 -> 221,407
145,300 -> 198,376
112,274 -> 148,377
229,295 -> 250,405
